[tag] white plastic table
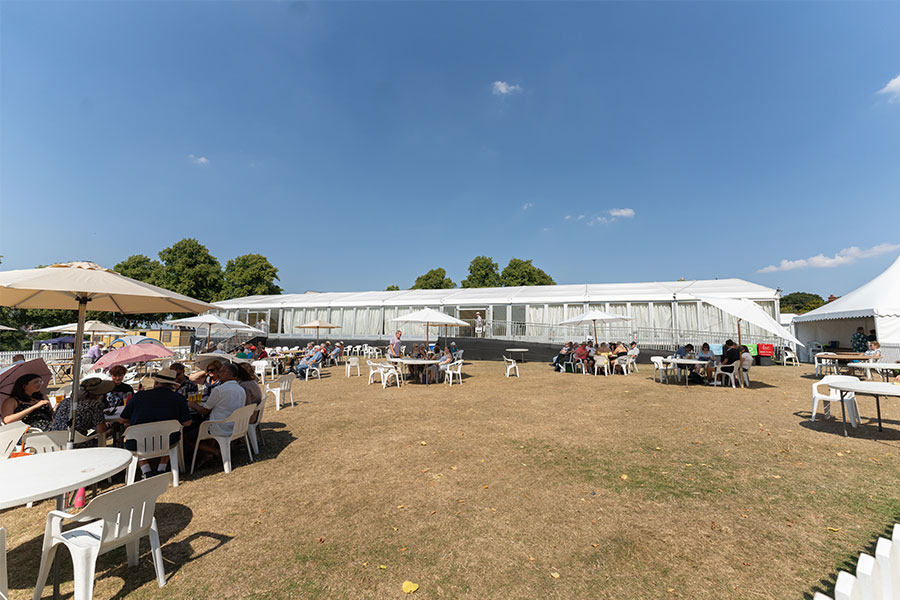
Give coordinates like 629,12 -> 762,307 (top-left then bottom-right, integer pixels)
0,448 -> 132,598
827,381 -> 900,437
388,358 -> 442,385
850,363 -> 900,382
505,349 -> 529,363
661,358 -> 712,387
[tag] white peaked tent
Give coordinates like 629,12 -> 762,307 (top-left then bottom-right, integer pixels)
793,252 -> 900,348
692,296 -> 803,346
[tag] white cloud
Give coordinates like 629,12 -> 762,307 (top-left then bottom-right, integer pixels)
492,81 -> 523,96
576,215 -> 585,221
757,242 -> 900,273
564,215 -> 572,220
188,154 -> 209,165
877,74 -> 900,103
595,216 -> 612,225
609,207 -> 635,218
522,202 -> 534,210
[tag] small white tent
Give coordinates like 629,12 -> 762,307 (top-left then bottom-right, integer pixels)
793,252 -> 900,356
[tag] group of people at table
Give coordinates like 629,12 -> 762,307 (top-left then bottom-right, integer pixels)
0,357 -> 265,475
388,330 -> 459,384
550,340 -> 639,374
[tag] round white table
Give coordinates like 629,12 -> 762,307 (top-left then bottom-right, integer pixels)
0,448 -> 132,598
849,363 -> 900,382
661,358 -> 713,387
827,381 -> 900,437
0,447 -> 133,510
505,349 -> 529,363
388,358 -> 442,385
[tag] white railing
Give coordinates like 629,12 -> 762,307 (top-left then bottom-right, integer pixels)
0,349 -> 75,366
813,523 -> 900,600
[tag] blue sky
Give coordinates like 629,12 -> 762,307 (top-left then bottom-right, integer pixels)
2,1 -> 899,298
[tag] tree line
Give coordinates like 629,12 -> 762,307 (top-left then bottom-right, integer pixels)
386,256 -> 555,291
0,239 -> 282,350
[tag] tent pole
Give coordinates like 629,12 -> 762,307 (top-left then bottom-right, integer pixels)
737,319 -> 742,347
67,296 -> 89,450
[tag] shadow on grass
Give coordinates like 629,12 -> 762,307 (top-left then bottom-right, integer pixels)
795,412 -> 900,441
186,425 -> 298,480
8,502 -> 234,598
805,519 -> 900,600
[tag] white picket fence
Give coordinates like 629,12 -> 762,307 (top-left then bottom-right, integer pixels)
814,523 -> 900,600
0,349 -> 75,366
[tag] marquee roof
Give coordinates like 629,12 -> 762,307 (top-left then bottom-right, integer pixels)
214,278 -> 779,310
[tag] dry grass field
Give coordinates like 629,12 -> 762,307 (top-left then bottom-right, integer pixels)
5,360 -> 900,599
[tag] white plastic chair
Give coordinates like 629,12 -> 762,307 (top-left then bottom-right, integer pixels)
248,400 -> 265,456
305,361 -> 321,381
740,355 -> 753,388
381,363 -> 402,389
1,527 -> 7,600
189,404 -> 255,474
346,356 -> 361,377
593,356 -> 610,376
628,349 -> 640,372
367,360 -> 385,385
503,356 -> 519,378
123,421 -> 183,487
0,421 -> 29,459
455,350 -> 464,361
782,349 -> 799,367
31,474 -> 171,600
613,356 -> 631,376
400,345 -> 407,356
811,375 -> 861,426
252,360 -> 268,384
650,356 -> 673,383
265,373 -> 295,411
445,360 -> 464,386
23,430 -> 68,454
712,363 -> 737,388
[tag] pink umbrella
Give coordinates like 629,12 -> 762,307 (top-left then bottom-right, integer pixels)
89,343 -> 174,371
0,358 -> 52,398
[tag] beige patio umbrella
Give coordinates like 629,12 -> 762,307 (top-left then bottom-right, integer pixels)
558,310 -> 633,345
392,308 -> 468,347
0,261 -> 217,448
0,324 -> 16,331
295,319 -> 339,344
35,319 -> 128,344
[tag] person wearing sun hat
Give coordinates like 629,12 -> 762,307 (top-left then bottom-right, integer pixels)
51,375 -> 114,443
119,368 -> 193,478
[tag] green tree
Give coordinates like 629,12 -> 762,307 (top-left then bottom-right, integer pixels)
156,238 -> 223,303
114,254 -> 164,285
220,254 -> 283,300
781,291 -> 825,314
385,284 -> 400,291
500,258 -> 555,287
410,268 -> 455,290
461,256 -> 501,288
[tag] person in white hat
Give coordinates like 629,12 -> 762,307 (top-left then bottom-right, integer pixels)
86,341 -> 105,363
51,376 -> 114,444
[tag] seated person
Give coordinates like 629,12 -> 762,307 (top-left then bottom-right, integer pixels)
105,365 -> 134,410
865,341 -> 882,360
119,368 -> 192,478
190,363 -> 247,464
172,362 -> 199,398
328,343 -> 342,363
575,342 -> 594,372
674,344 -> 694,359
52,377 -> 112,446
552,342 -> 573,372
428,348 -> 454,383
627,342 -> 640,358
295,345 -> 325,378
235,345 -> 250,359
708,339 -> 741,382
740,345 -> 754,375
610,342 -> 628,360
1,373 -> 55,430
192,360 -> 223,400
449,341 -> 459,359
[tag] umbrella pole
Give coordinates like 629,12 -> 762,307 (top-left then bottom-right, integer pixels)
737,319 -> 742,347
67,296 -> 89,450
593,321 -> 598,344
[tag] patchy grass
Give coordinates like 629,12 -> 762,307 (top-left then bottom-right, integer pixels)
5,360 -> 900,599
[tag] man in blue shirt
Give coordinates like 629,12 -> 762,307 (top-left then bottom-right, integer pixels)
295,345 -> 324,379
